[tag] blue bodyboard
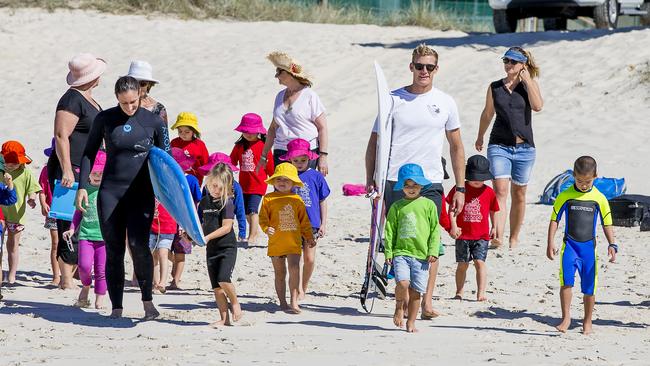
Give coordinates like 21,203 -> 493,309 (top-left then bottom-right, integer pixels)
48,180 -> 78,221
148,147 -> 206,246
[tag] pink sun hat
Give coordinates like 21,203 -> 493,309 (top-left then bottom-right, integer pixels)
171,147 -> 195,171
234,113 -> 267,135
199,152 -> 239,175
66,53 -> 107,87
280,138 -> 319,161
91,151 -> 106,173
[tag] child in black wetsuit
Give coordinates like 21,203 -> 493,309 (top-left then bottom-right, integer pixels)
199,163 -> 243,327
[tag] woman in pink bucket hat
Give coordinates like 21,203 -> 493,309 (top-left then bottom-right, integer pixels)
230,113 -> 274,244
47,53 -> 106,290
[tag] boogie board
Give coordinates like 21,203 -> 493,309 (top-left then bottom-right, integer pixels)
360,61 -> 393,313
148,147 -> 206,246
48,180 -> 78,221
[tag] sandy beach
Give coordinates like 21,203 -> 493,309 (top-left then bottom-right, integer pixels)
1,8 -> 649,365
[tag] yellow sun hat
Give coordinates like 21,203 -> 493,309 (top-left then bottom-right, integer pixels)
265,162 -> 303,187
171,112 -> 201,137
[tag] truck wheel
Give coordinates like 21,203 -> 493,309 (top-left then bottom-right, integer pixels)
543,17 -> 568,31
641,2 -> 650,26
493,9 -> 517,33
594,0 -> 618,29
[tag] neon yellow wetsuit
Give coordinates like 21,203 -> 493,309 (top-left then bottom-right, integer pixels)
551,185 -> 612,295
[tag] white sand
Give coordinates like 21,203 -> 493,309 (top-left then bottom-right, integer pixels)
1,8 -> 650,365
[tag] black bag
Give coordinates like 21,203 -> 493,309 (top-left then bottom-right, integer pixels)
609,195 -> 650,230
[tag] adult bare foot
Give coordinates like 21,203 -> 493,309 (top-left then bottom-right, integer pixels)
286,304 -> 301,314
555,319 -> 570,333
393,301 -> 405,328
166,281 -> 180,291
210,319 -> 227,328
279,303 -> 290,312
231,303 -> 244,322
420,308 -> 440,320
406,322 -> 419,333
509,238 -> 519,249
109,309 -> 123,319
489,238 -> 502,250
298,290 -> 306,301
143,301 -> 160,320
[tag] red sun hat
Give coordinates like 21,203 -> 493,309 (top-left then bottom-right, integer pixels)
171,147 -> 196,172
234,113 -> 267,135
198,152 -> 239,176
280,138 -> 319,161
1,140 -> 32,165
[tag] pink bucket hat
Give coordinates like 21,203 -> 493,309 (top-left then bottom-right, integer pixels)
234,113 -> 267,135
66,53 -> 107,87
198,152 -> 239,175
91,151 -> 106,173
171,147 -> 195,171
280,138 -> 319,161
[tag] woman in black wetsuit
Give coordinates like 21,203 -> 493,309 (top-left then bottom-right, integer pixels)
77,76 -> 170,319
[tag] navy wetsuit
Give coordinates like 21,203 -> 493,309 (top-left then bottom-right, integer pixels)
79,106 -> 170,310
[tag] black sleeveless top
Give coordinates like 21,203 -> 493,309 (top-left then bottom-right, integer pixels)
488,79 -> 534,147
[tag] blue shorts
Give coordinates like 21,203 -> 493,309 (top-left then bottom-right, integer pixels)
560,238 -> 597,295
487,143 -> 536,186
455,239 -> 489,263
243,194 -> 263,215
149,233 -> 174,251
392,255 -> 429,293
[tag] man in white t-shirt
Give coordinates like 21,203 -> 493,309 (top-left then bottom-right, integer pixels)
365,44 -> 466,319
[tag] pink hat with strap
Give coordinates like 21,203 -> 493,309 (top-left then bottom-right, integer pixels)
198,152 -> 239,175
279,138 -> 319,161
171,147 -> 196,171
66,53 -> 107,87
234,113 -> 267,135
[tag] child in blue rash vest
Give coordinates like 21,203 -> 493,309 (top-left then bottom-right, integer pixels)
547,156 -> 618,335
0,159 -> 18,301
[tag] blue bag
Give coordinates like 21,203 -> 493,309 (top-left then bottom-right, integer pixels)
538,170 -> 626,205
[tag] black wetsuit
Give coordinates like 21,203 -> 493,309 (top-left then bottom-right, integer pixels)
79,106 -> 170,310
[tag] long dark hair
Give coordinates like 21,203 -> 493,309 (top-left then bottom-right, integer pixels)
235,133 -> 267,146
114,76 -> 139,95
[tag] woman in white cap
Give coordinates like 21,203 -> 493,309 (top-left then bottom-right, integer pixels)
47,53 -> 106,290
257,52 -> 329,176
126,60 -> 168,125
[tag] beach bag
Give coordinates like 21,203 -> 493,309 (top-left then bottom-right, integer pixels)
538,170 -> 626,205
342,184 -> 366,197
609,195 -> 650,231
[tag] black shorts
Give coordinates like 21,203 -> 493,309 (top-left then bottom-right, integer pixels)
55,220 -> 78,265
243,194 -> 263,215
206,246 -> 237,289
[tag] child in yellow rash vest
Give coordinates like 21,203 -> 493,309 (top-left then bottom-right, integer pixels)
260,163 -> 315,314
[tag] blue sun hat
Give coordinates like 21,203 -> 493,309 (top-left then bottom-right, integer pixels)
394,163 -> 431,191
503,48 -> 528,63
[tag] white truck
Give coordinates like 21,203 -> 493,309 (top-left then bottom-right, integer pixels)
489,0 -> 650,32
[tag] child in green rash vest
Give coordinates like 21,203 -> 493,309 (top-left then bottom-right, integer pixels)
384,164 -> 440,333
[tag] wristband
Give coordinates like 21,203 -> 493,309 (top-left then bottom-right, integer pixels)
608,243 -> 618,253
455,186 -> 466,193
319,151 -> 328,156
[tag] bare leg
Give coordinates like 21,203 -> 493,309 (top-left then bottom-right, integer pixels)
126,238 -> 138,286
75,286 -> 91,308
300,244 -> 316,300
287,254 -> 301,314
583,294 -> 595,335
152,249 -> 160,290
421,260 -> 440,319
393,280 -> 408,328
455,262 -> 470,299
474,260 -> 487,301
492,178 -> 510,248
6,231 -> 20,283
556,286 -> 572,332
406,288 -> 421,333
220,282 -> 243,322
248,214 -> 260,243
210,287 -> 230,327
49,230 -> 61,286
157,248 -> 169,292
271,256 -> 288,310
58,259 -> 76,290
509,183 -> 527,248
170,253 -> 185,289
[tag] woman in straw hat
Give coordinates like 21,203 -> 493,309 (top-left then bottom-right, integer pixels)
47,53 -> 106,290
257,52 -> 329,176
126,60 -> 168,125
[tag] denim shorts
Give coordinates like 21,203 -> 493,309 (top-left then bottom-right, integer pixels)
487,143 -> 536,186
392,255 -> 430,293
243,194 -> 263,215
149,233 -> 174,251
455,239 -> 489,263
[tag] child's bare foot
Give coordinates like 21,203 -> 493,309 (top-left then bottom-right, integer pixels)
477,294 -> 487,302
286,303 -> 301,314
509,238 -> 519,249
73,299 -> 91,308
582,321 -> 593,335
393,301 -> 405,328
166,281 -> 180,291
453,294 -> 463,300
247,235 -> 259,244
109,309 -> 123,319
406,322 -> 418,333
49,278 -> 61,287
95,295 -> 106,309
420,308 -> 440,320
143,301 -> 160,320
298,289 -> 306,301
231,303 -> 244,322
210,319 -> 227,328
555,318 -> 571,333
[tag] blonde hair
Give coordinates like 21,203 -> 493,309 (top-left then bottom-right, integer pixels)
412,43 -> 439,63
205,163 -> 234,205
292,74 -> 312,87
510,46 -> 540,78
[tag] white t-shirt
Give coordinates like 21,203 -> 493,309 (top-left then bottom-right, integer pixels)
273,88 -> 326,150
373,87 -> 461,183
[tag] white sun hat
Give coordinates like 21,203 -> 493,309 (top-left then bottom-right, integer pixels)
126,60 -> 159,84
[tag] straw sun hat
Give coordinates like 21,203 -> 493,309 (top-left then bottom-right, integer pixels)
267,51 -> 312,85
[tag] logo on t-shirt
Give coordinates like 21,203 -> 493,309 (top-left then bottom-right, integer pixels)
297,185 -> 312,208
427,104 -> 441,116
463,198 -> 483,223
242,149 -> 255,172
123,124 -> 132,133
398,212 -> 418,239
279,204 -> 298,232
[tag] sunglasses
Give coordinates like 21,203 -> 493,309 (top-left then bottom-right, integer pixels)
275,68 -> 286,76
502,58 -> 522,65
413,63 -> 437,72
